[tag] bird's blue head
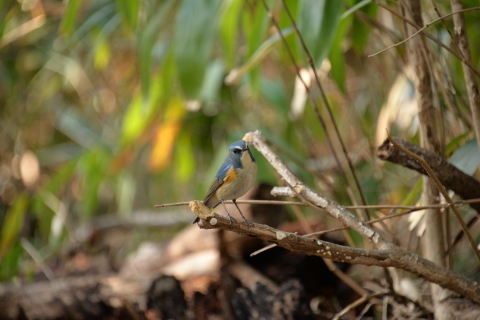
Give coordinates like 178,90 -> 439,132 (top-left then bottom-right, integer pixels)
229,140 -> 255,169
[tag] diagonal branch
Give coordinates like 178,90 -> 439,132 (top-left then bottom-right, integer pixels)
377,137 -> 480,214
369,7 -> 480,57
246,131 -> 385,247
450,0 -> 480,155
191,130 -> 480,304
260,0 -> 371,221
370,0 -> 480,78
387,136 -> 480,264
190,193 -> 480,304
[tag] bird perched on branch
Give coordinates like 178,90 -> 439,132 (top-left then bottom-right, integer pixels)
193,140 -> 257,224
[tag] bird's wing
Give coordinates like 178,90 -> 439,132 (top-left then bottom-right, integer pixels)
203,163 -> 232,208
203,177 -> 224,208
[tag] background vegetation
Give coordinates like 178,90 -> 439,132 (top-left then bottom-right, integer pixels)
1,0 -> 479,308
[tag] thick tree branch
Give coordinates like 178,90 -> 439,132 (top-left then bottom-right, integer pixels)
190,201 -> 480,304
387,136 -> 480,264
377,137 -> 480,214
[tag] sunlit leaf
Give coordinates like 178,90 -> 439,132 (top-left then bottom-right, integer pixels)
60,0 -> 82,35
94,32 -> 111,70
139,0 -> 175,100
0,193 -> 29,259
115,0 -> 139,32
297,0 -> 344,65
329,13 -> 352,93
174,0 -> 220,98
219,0 -> 243,68
174,131 -> 195,182
78,148 -> 110,216
149,97 -> 186,172
121,75 -> 163,146
244,0 -> 271,91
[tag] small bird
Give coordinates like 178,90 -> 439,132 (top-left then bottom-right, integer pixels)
193,140 -> 257,224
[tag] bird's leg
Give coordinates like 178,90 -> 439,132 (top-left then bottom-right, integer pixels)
232,199 -> 253,228
221,199 -> 235,226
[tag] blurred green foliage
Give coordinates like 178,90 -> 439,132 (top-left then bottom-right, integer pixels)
0,0 -> 479,281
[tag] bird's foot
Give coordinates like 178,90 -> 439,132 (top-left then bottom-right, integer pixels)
226,213 -> 235,226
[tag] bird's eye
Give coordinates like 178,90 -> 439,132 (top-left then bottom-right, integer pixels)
233,149 -> 241,154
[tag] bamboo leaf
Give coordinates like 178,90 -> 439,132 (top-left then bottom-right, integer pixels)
115,0 -> 139,31
60,0 -> 82,35
174,0 -> 220,98
329,13 -> 352,93
0,193 -> 29,259
297,0 -> 344,65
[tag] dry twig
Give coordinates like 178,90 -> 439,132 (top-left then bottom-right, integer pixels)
191,130 -> 480,304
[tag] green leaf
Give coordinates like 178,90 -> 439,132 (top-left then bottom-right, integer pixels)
0,193 -> 29,259
341,0 -> 371,20
219,0 -> 243,68
77,148 -> 111,217
245,0 -> 271,91
449,138 -> 480,175
60,0 -> 82,35
93,32 -> 111,70
174,0 -> 220,98
297,0 -> 345,66
175,132 -> 196,182
139,0 -> 174,101
121,74 -> 163,146
445,130 -> 472,155
225,27 -> 293,85
0,242 -> 22,281
115,0 -> 139,31
351,1 -> 377,53
401,179 -> 422,206
329,12 -> 352,93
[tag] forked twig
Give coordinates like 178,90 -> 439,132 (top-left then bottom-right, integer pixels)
371,0 -> 480,78
190,131 -> 480,304
387,136 -> 480,264
369,7 -> 480,57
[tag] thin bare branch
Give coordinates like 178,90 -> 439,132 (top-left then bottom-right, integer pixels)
333,292 -> 386,320
278,0 -> 371,220
259,0 -> 371,222
371,0 -> 480,78
388,136 -> 480,264
450,0 -> 480,153
369,7 -> 480,57
190,198 -> 480,303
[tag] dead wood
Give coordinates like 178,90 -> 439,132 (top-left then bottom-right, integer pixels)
377,137 -> 480,213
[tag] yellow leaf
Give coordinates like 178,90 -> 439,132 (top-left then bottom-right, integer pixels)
149,98 -> 186,172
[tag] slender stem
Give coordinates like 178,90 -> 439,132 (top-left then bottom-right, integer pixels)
388,136 -> 480,264
371,0 -> 480,78
369,7 -> 480,57
259,0 -> 371,222
280,0 -> 371,220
